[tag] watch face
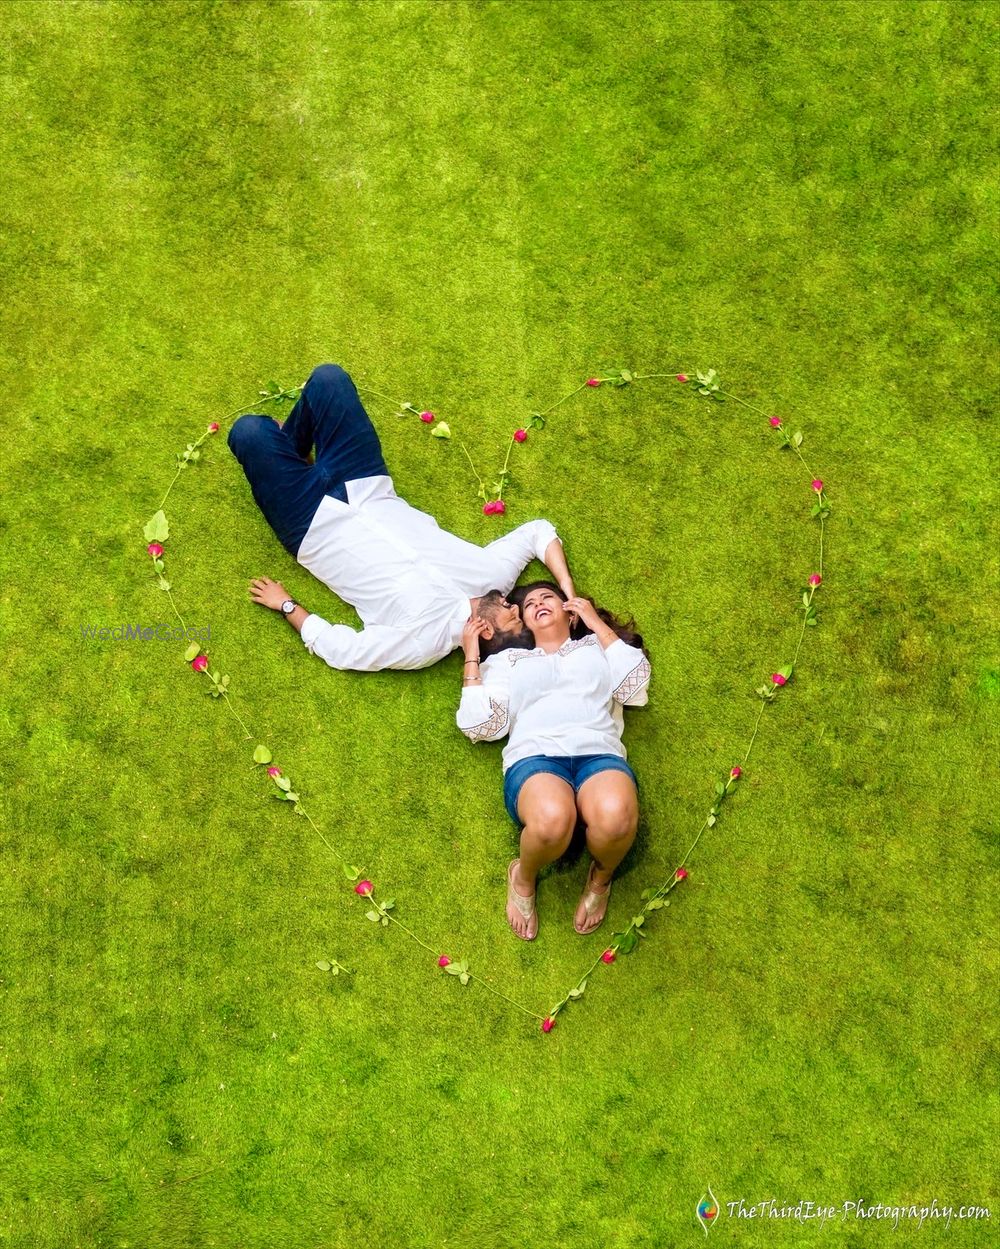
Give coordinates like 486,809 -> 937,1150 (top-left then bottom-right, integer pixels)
282,600 -> 295,614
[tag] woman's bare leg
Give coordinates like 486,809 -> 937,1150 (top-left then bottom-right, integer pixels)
573,771 -> 639,933
507,774 -> 576,938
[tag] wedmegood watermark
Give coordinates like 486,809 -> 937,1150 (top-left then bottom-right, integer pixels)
80,623 -> 211,643
696,1191 -> 991,1234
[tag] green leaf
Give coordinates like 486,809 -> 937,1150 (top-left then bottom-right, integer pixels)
330,963 -> 341,975
316,961 -> 332,972
158,578 -> 171,591
381,899 -> 395,911
620,369 -> 633,383
530,413 -> 546,429
294,803 -> 305,814
568,979 -> 588,1000
777,665 -> 793,680
618,929 -> 639,955
365,910 -> 380,923
143,510 -> 169,543
707,814 -> 717,827
153,559 -> 165,573
802,591 -> 811,607
806,617 -> 818,627
793,432 -> 803,447
189,449 -> 200,461
431,422 -> 451,440
184,642 -> 200,662
343,864 -> 361,881
285,792 -> 299,803
633,914 -> 645,927
253,745 -> 273,764
210,671 -> 220,683
645,898 -> 665,911
275,776 -> 292,792
221,674 -> 230,687
714,782 -> 725,797
444,963 -> 462,976
458,972 -> 470,985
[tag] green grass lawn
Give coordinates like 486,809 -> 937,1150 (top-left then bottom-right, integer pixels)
1,0 -> 997,1245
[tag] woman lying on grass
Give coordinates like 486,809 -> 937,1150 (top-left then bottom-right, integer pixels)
457,581 -> 651,941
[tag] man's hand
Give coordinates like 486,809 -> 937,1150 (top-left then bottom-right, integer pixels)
249,576 -> 289,611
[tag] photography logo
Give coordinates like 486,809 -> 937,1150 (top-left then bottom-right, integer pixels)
696,1185 -> 720,1235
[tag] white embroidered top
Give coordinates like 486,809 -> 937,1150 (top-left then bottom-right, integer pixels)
456,633 -> 651,772
294,475 -> 560,671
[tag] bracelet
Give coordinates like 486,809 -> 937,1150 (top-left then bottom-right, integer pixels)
464,658 -> 480,665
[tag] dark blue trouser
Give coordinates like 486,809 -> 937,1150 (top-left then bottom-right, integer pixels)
227,364 -> 388,557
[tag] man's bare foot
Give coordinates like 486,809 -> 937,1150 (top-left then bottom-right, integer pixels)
506,859 -> 537,941
574,862 -> 612,934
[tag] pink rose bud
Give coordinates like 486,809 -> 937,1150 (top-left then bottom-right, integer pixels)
675,867 -> 688,881
676,373 -> 688,383
419,411 -> 435,423
492,500 -> 506,515
267,766 -> 282,778
586,378 -> 601,387
354,880 -> 373,896
772,673 -> 787,686
769,416 -> 782,427
730,766 -> 742,779
437,955 -> 450,968
482,501 -> 496,515
208,422 -> 220,434
601,949 -> 616,964
513,429 -> 527,443
811,479 -> 824,493
809,574 -> 822,586
147,543 -> 163,558
541,1017 -> 555,1032
191,655 -> 208,672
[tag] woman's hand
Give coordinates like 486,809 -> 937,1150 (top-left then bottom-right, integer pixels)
249,576 -> 289,611
562,596 -> 602,632
462,615 -> 490,660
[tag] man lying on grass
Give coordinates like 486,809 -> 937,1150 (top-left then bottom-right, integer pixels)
229,363 -> 573,670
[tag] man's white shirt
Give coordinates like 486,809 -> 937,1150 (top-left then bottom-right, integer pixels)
294,475 -> 559,671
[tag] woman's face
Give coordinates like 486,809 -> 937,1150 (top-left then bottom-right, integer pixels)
521,586 -> 570,636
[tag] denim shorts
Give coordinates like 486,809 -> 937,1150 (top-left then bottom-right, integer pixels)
503,754 -> 639,827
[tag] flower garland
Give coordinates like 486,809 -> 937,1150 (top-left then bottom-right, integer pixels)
140,368 -> 830,1032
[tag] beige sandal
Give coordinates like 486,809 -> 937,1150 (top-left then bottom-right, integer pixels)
574,862 -> 611,934
506,859 -> 538,941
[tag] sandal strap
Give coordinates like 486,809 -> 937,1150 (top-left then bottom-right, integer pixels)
508,862 -> 536,920
580,866 -> 611,916
509,889 -> 536,921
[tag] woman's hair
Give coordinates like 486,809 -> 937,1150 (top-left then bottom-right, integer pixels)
509,581 -> 648,658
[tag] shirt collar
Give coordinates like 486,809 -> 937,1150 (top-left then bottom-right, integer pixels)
449,596 -> 474,649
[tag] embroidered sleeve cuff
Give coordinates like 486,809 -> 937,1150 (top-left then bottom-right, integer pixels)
461,696 -> 510,742
606,638 -> 651,704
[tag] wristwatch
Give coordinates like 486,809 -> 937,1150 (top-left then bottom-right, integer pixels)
280,599 -> 297,616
